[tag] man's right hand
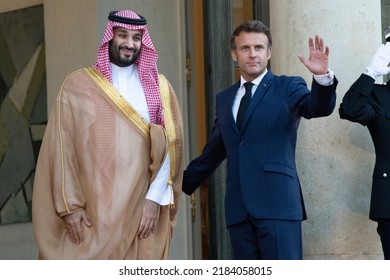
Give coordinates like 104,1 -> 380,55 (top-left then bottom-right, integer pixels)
63,209 -> 92,245
137,199 -> 160,239
365,42 -> 390,79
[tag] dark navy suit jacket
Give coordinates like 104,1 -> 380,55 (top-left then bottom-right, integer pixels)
183,71 -> 337,227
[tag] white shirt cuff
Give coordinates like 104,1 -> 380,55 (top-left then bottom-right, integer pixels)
363,69 -> 377,80
314,69 -> 334,86
145,154 -> 171,206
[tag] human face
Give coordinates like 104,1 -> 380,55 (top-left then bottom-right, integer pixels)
231,32 -> 271,81
109,27 -> 142,67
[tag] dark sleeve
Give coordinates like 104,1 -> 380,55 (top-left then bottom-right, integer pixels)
338,74 -> 380,126
287,76 -> 338,119
182,117 -> 226,195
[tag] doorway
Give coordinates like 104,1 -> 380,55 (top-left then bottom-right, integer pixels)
185,0 -> 271,259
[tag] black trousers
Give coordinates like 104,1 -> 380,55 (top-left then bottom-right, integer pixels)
377,219 -> 390,260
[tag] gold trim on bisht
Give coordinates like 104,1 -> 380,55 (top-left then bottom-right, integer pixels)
84,67 -> 150,138
85,67 -> 177,208
159,74 -> 177,209
56,76 -> 70,213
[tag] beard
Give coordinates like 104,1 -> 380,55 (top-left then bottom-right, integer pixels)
109,42 -> 141,67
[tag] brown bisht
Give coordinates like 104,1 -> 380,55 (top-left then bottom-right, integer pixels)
32,67 -> 184,259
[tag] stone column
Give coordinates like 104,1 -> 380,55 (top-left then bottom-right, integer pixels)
204,0 -> 234,260
44,0 -> 98,110
270,0 -> 383,259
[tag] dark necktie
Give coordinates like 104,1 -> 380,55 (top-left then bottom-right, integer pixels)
236,82 -> 253,131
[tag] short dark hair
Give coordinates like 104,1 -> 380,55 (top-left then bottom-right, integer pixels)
230,20 -> 272,50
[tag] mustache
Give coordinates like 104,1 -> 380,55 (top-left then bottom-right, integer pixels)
119,45 -> 136,52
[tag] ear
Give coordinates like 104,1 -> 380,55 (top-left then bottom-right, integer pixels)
267,48 -> 272,60
231,49 -> 237,62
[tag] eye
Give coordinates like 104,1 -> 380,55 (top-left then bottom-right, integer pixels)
116,31 -> 128,39
256,44 -> 267,51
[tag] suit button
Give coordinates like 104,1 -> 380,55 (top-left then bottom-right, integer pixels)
240,141 -> 245,146
383,173 -> 388,178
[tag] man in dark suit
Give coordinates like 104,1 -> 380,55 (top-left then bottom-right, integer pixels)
339,41 -> 390,260
182,20 -> 337,260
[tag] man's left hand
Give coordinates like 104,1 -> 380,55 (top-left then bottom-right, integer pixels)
298,34 -> 329,75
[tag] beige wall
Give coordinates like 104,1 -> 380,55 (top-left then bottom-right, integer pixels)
44,0 -> 98,110
271,0 -> 383,259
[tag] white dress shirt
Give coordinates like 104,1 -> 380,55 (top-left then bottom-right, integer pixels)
111,63 -> 171,205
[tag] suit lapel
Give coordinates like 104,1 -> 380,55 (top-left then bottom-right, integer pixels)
241,72 -> 274,132
228,82 -> 241,131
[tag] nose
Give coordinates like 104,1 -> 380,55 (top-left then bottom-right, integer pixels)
124,38 -> 135,49
249,47 -> 257,57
